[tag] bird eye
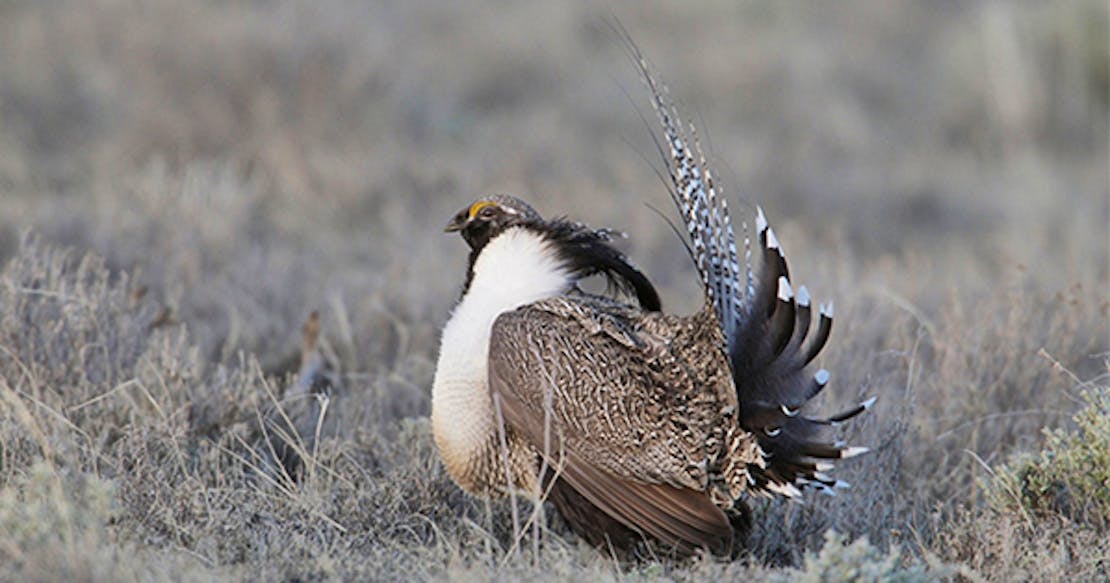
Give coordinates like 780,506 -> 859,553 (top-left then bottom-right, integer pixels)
479,206 -> 498,218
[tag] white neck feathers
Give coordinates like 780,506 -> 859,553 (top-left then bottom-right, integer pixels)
432,228 -> 572,478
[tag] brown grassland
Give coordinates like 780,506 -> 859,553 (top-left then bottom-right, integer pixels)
0,1 -> 1107,580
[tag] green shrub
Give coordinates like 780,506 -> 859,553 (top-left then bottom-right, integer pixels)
989,383 -> 1110,528
771,530 -> 953,583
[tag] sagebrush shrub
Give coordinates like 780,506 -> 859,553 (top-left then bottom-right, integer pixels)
771,530 -> 953,583
989,381 -> 1110,528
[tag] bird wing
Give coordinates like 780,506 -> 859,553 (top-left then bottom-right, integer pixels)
487,295 -> 735,553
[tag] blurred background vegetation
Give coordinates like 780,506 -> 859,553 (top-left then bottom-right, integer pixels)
0,0 -> 1106,580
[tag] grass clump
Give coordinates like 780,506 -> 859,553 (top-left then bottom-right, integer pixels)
0,462 -> 226,581
0,463 -> 117,569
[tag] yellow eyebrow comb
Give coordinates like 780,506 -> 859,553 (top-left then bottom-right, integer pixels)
468,200 -> 497,219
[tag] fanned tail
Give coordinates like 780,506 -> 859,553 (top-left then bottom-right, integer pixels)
732,220 -> 877,496
632,47 -> 872,499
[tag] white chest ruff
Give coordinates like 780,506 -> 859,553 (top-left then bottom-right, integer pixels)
431,228 -> 572,484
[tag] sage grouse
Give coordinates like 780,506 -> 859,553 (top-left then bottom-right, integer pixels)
431,68 -> 872,556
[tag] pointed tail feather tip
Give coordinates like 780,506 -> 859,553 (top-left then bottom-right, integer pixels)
777,276 -> 793,301
841,446 -> 870,459
755,206 -> 767,233
796,285 -> 810,306
768,481 -> 802,498
765,227 -> 780,250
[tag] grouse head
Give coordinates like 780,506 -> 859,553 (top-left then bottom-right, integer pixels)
445,194 -> 662,311
445,195 -> 542,251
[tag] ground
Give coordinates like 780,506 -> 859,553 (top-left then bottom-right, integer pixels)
0,1 -> 1107,580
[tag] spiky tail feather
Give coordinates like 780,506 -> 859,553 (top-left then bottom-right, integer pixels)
630,46 -> 872,499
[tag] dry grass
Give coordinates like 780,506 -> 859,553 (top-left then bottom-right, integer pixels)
0,0 -> 1107,580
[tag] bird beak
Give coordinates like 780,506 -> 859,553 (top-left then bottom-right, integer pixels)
444,211 -> 468,233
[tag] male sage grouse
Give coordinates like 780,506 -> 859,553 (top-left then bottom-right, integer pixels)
431,61 -> 872,556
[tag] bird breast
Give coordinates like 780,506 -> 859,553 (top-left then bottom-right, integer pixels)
431,227 -> 573,492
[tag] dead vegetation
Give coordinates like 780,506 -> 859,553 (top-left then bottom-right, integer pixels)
0,0 -> 1106,580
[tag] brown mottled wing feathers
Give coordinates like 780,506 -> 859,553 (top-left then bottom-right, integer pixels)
493,371 -> 730,554
559,448 -> 730,555
488,296 -> 732,553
